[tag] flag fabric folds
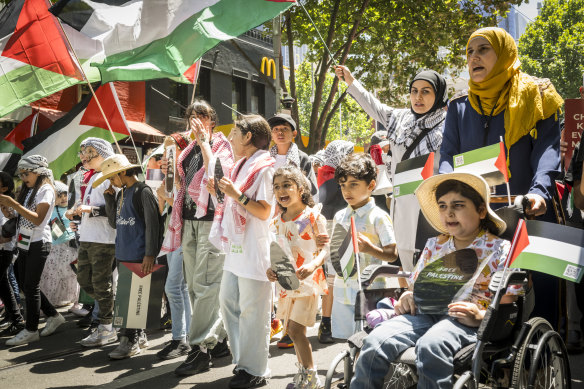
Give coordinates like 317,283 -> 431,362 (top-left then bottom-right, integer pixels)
50,0 -> 295,83
0,112 -> 38,173
508,219 -> 584,283
453,142 -> 508,186
0,0 -> 83,117
393,152 -> 434,198
22,83 -> 129,179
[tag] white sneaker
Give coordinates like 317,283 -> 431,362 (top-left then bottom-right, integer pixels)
80,325 -> 118,347
6,329 -> 40,346
40,313 -> 66,336
138,331 -> 149,349
108,336 -> 141,360
286,363 -> 306,389
69,304 -> 89,317
300,367 -> 322,389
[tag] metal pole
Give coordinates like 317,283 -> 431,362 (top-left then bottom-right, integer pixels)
273,15 -> 282,112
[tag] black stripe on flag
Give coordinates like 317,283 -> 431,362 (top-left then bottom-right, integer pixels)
526,220 -> 584,247
50,0 -> 133,32
394,153 -> 429,175
0,0 -> 24,40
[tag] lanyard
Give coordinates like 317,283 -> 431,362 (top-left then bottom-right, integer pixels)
477,98 -> 497,147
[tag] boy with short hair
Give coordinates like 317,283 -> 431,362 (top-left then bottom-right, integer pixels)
98,154 -> 162,359
331,153 -> 398,339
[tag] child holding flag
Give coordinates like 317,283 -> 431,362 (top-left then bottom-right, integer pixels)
266,166 -> 329,389
331,153 -> 398,339
351,172 -> 522,389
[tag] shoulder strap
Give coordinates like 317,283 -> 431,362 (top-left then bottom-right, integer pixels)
131,182 -> 148,222
401,127 -> 432,161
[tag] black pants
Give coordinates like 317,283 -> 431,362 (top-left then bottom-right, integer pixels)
16,241 -> 57,331
0,249 -> 22,323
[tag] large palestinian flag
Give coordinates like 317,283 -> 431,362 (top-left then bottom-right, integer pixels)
508,219 -> 584,283
50,0 -> 295,83
453,142 -> 508,186
0,0 -> 83,117
22,83 -> 129,179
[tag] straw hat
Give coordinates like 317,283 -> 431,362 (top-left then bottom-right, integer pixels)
92,154 -> 140,188
414,172 -> 506,235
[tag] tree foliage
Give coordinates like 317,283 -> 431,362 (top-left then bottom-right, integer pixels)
279,0 -> 523,153
518,0 -> 584,99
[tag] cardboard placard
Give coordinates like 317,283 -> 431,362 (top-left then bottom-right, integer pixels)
113,262 -> 165,329
165,145 -> 176,196
563,98 -> 584,169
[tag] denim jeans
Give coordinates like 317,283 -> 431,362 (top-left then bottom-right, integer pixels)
165,247 -> 191,340
351,314 -> 477,389
8,263 -> 20,304
220,270 -> 271,378
0,250 -> 22,323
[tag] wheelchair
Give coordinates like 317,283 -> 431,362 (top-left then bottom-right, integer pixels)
324,199 -> 571,389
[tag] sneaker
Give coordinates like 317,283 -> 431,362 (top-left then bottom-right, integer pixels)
229,369 -> 267,389
0,320 -> 25,337
137,331 -> 149,349
6,328 -> 40,346
210,338 -> 230,359
160,312 -> 172,330
277,333 -> 294,349
69,303 -> 90,317
157,339 -> 191,360
300,368 -> 321,389
270,318 -> 283,340
286,363 -> 306,389
40,313 -> 66,336
109,336 -> 141,360
174,347 -> 211,376
80,325 -> 117,347
318,321 -> 334,344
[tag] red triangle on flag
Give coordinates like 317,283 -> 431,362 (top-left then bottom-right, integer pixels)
2,0 -> 81,80
121,262 -> 164,279
80,84 -> 130,135
5,113 -> 37,151
508,219 -> 530,266
183,60 -> 201,84
421,152 -> 434,180
494,141 -> 509,182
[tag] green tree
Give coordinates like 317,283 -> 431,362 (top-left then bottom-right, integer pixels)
278,0 -> 522,154
291,61 -> 372,147
518,0 -> 584,99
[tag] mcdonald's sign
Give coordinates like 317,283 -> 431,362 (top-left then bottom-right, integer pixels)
261,57 -> 276,79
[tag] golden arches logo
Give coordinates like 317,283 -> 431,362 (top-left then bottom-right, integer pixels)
261,57 -> 276,79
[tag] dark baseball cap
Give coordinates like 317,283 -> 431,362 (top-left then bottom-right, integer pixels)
267,113 -> 297,132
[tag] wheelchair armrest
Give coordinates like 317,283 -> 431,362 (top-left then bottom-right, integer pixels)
360,264 -> 409,288
488,270 -> 527,294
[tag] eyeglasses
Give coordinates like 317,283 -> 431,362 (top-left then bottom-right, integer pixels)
78,149 -> 98,159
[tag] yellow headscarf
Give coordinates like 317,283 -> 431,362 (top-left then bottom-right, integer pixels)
466,27 -> 563,175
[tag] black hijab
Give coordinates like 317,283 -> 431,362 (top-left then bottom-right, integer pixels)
409,70 -> 448,119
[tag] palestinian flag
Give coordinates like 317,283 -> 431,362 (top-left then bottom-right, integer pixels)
50,0 -> 295,83
0,112 -> 37,173
508,219 -> 584,283
0,0 -> 83,117
113,262 -> 166,329
393,152 -> 434,198
22,83 -> 129,179
453,142 -> 508,186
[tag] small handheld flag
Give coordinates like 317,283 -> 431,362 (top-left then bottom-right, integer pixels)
393,152 -> 434,198
350,216 -> 359,254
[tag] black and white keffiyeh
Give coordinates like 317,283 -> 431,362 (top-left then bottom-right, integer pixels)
323,140 -> 354,168
79,137 -> 114,158
270,142 -> 301,168
17,155 -> 52,178
386,108 -> 445,152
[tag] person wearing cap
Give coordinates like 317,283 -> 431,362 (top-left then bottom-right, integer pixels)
351,172 -> 522,389
39,181 -> 79,307
71,137 -> 119,348
268,113 -> 318,202
336,66 -> 448,273
96,154 -> 161,359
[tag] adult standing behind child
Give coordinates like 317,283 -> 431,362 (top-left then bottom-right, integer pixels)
0,156 -> 65,346
266,166 -> 329,389
331,153 -> 398,340
208,114 -> 275,389
39,181 -> 79,307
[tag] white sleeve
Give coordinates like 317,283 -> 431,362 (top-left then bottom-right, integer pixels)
255,167 -> 275,204
35,184 -> 54,206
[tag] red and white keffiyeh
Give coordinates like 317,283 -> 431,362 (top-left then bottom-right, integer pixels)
159,132 -> 234,256
209,150 -> 275,251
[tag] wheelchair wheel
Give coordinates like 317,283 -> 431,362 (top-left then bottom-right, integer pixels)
511,317 -> 571,388
383,362 -> 417,389
324,348 -> 355,389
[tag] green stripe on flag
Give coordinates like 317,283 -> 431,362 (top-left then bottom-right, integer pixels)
0,141 -> 21,154
113,264 -> 132,328
511,252 -> 583,282
453,143 -> 499,167
394,180 -> 423,198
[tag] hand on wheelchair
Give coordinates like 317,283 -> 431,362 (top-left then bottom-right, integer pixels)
524,193 -> 546,217
394,291 -> 416,316
447,301 -> 485,327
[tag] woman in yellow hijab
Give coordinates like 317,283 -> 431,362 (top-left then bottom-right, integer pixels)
439,26 -> 564,329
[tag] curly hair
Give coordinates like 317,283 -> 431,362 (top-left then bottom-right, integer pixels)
334,153 -> 377,184
273,166 -> 314,213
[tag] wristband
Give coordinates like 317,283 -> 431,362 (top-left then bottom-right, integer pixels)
238,193 -> 250,206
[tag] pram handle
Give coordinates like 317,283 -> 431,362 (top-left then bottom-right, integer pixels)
360,264 -> 411,288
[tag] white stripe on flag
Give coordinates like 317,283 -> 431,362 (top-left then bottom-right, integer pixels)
453,157 -> 498,175
24,115 -> 84,162
393,167 -> 423,186
126,272 -> 152,329
339,247 -> 353,281
523,235 -> 584,266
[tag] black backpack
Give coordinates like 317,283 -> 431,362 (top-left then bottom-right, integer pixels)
128,182 -> 165,254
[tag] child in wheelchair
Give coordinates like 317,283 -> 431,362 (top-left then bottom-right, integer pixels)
350,172 -> 523,389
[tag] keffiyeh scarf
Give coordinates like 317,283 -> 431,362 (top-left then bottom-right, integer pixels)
270,142 -> 301,168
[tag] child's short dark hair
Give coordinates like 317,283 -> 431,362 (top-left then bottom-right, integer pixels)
335,153 -> 377,184
235,114 -> 271,150
124,167 -> 142,178
185,99 -> 217,130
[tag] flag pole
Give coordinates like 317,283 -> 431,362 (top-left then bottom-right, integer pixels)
500,136 -> 512,206
189,60 -> 202,106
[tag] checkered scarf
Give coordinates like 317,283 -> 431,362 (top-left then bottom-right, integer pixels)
17,155 -> 52,178
159,132 -> 234,255
209,150 -> 275,250
269,142 -> 301,168
79,137 -> 114,158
